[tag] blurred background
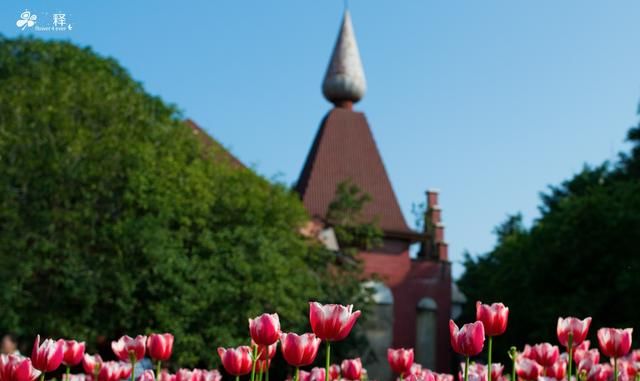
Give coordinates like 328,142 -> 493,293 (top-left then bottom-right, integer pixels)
0,1 -> 639,379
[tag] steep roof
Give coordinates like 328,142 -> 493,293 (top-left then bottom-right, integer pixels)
295,108 -> 412,235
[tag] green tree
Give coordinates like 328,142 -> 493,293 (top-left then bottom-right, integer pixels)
458,113 -> 640,365
0,36 -> 368,368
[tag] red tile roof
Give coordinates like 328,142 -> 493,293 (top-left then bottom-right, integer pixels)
296,108 -> 413,235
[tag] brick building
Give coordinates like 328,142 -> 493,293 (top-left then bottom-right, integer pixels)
295,10 -> 457,379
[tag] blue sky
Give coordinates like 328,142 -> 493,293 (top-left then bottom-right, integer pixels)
3,1 -> 640,277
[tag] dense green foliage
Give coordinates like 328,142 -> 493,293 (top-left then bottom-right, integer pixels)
0,36 -> 370,367
458,116 -> 640,363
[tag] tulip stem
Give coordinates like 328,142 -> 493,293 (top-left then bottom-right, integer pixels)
131,359 -> 137,381
614,357 -> 618,381
40,373 -> 45,381
295,367 -> 300,381
156,361 -> 162,381
236,377 -> 239,381
66,366 -> 71,381
464,356 -> 470,381
509,347 -> 516,381
266,368 -> 269,381
325,341 -> 331,381
487,336 -> 493,381
400,374 -> 404,381
567,334 -> 573,381
250,345 -> 258,381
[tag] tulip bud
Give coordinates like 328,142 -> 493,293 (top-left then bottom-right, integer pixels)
82,354 -> 103,376
147,333 -> 174,362
530,343 -> 560,367
329,364 -> 341,381
111,335 -> 146,362
387,348 -> 414,375
557,317 -> 592,348
280,333 -> 321,367
597,328 -> 633,358
341,358 -> 362,381
139,370 -> 155,381
217,346 -> 253,376
249,313 -> 281,346
449,320 -> 485,357
62,340 -> 86,367
516,358 -> 543,381
31,335 -> 65,372
309,302 -> 361,342
475,302 -> 509,337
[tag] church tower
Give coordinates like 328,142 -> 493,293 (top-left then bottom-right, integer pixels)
296,9 -> 453,378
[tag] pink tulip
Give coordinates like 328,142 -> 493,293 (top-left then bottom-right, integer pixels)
573,340 -> 591,355
139,370 -> 155,381
387,348 -> 414,375
489,364 -> 504,381
309,302 -> 361,342
597,328 -> 633,358
191,369 -> 222,381
194,369 -> 222,381
62,340 -> 86,367
578,357 -> 597,374
175,369 -> 194,381
516,358 -> 543,381
587,364 -> 614,381
147,333 -> 174,362
475,302 -> 509,337
217,346 -> 253,376
249,313 -> 281,346
111,335 -> 146,362
298,370 -> 311,381
160,370 -> 177,381
530,343 -> 560,367
309,367 -> 326,381
329,364 -> 341,381
62,374 -> 87,381
1,355 -> 42,381
458,363 -> 483,381
574,348 -> 600,366
449,320 -> 485,357
434,373 -> 453,381
616,359 -> 637,381
98,362 -> 119,381
280,332 -> 321,367
82,354 -> 103,375
340,358 -> 362,381
31,335 -> 65,373
545,360 -> 567,380
117,362 -> 132,380
557,317 -> 592,348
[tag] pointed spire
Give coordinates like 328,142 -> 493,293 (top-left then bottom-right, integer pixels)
322,10 -> 366,108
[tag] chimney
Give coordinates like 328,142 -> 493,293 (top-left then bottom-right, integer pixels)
436,242 -> 448,260
418,189 -> 448,261
435,223 -> 445,242
426,189 -> 439,209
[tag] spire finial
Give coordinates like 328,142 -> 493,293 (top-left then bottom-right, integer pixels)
322,9 -> 366,108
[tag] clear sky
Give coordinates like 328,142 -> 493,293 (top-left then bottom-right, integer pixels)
3,1 -> 640,277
